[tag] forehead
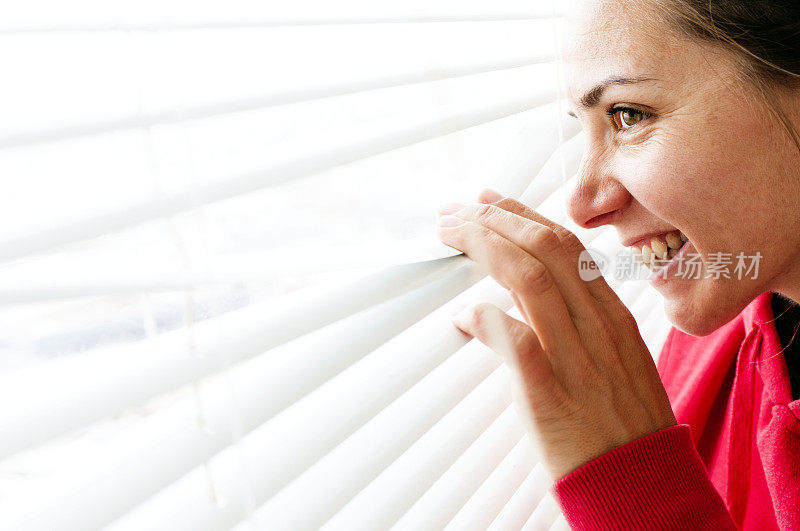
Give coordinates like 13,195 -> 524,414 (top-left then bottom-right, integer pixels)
561,0 -> 685,102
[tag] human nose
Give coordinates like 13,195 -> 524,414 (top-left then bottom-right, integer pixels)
565,146 -> 632,229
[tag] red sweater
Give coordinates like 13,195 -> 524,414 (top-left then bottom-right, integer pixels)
551,291 -> 800,530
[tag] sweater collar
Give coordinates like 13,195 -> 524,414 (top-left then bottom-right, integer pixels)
741,291 -> 795,406
742,291 -> 773,337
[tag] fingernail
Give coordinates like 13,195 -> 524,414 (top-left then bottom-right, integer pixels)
478,188 -> 504,203
438,202 -> 465,216
437,215 -> 465,227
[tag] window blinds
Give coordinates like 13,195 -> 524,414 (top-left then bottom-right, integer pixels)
0,1 -> 673,529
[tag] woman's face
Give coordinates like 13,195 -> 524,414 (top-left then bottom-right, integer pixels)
562,0 -> 800,335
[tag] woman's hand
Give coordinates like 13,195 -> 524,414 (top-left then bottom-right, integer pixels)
435,189 -> 677,481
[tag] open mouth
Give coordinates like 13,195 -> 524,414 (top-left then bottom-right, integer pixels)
630,230 -> 689,273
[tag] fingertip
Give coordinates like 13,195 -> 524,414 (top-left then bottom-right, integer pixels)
450,314 -> 474,337
437,201 -> 466,216
478,188 -> 504,204
450,303 -> 475,332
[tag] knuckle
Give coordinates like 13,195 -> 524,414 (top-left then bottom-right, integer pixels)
528,226 -> 562,254
519,260 -> 554,293
558,230 -> 587,256
474,203 -> 499,224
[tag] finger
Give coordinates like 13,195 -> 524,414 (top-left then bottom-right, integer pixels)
477,191 -> 654,376
479,189 -> 621,308
437,216 -> 579,352
450,203 -> 612,351
452,302 -> 554,391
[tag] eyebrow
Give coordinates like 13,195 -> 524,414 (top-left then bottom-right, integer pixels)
567,76 -> 657,117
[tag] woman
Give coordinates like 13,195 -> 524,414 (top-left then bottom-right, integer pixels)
436,0 -> 800,529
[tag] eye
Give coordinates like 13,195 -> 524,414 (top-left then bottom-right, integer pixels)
608,106 -> 650,131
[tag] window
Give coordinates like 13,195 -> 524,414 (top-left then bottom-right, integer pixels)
0,1 -> 672,528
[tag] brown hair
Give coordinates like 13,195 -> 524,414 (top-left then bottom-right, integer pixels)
657,1 -> 800,150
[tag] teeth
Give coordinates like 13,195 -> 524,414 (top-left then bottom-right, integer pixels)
665,232 -> 683,250
641,245 -> 653,268
631,231 -> 688,270
650,238 -> 668,260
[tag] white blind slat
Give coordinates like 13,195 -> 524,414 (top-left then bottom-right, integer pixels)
391,406 -> 524,531
0,115 -> 579,304
3,258 -> 492,530
0,256 -> 475,460
1,0 -> 561,32
0,87 -> 558,263
101,277 -> 511,531
0,22 -> 558,148
271,365 -> 512,530
522,492 -> 563,531
444,436 -> 539,530
488,463 -> 550,530
550,514 -> 572,530
0,275 -> 483,530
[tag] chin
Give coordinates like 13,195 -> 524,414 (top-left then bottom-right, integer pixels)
661,287 -> 754,337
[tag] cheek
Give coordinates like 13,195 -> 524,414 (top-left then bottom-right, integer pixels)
616,127 -> 757,237
614,134 -> 726,218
